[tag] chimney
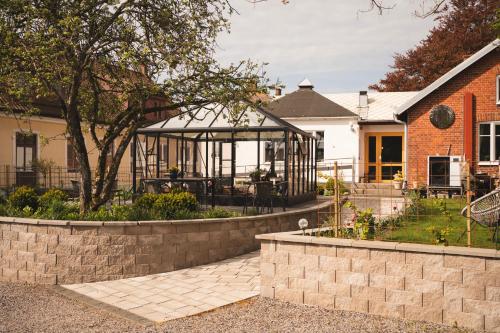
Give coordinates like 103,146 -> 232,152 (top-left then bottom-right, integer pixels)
275,86 -> 282,96
358,90 -> 369,119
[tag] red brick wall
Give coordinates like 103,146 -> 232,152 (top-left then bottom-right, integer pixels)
406,50 -> 500,187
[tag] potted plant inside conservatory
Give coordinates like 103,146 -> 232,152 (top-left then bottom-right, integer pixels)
169,166 -> 180,180
393,170 -> 404,190
250,168 -> 265,183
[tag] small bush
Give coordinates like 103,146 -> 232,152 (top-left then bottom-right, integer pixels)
35,200 -> 79,220
8,186 -> 38,212
133,193 -> 159,210
153,191 -> 198,219
39,188 -> 68,208
0,204 -> 8,216
202,207 -> 239,219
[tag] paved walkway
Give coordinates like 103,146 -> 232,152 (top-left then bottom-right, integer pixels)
62,251 -> 260,323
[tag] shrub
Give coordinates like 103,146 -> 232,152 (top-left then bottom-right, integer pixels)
35,200 -> 79,220
153,191 -> 198,219
0,204 -> 7,216
202,207 -> 239,219
39,188 -> 68,208
133,193 -> 159,210
8,186 -> 38,212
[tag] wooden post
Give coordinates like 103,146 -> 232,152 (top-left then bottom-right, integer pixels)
466,162 -> 471,247
334,161 -> 339,237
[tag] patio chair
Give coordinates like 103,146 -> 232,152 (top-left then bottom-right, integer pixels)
273,181 -> 288,212
253,181 -> 273,214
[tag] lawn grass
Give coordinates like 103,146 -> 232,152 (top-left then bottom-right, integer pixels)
380,198 -> 498,249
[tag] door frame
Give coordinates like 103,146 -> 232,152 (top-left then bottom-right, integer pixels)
364,132 -> 404,183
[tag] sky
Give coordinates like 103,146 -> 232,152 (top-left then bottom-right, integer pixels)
215,0 -> 438,94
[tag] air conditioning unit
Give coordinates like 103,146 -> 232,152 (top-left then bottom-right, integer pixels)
428,155 -> 464,187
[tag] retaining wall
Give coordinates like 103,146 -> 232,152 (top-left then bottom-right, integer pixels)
0,201 -> 331,285
256,231 -> 500,332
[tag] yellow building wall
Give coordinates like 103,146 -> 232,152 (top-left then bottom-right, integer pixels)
0,114 -> 133,188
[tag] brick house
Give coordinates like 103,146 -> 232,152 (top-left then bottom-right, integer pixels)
396,39 -> 500,189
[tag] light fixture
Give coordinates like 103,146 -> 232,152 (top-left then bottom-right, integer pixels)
298,218 -> 308,235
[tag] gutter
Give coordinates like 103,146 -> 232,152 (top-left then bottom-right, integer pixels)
393,113 -> 408,184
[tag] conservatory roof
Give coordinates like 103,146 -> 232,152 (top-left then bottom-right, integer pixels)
137,103 -> 314,139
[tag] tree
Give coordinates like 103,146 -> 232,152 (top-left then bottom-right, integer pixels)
369,0 -> 498,92
0,1 -> 262,213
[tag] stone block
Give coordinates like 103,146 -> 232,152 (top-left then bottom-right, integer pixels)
463,298 -> 500,316
151,224 -> 176,235
27,262 -> 46,274
97,245 -> 125,256
444,281 -> 485,300
175,224 -> 199,234
261,262 -> 275,278
304,292 -> 335,309
369,274 -> 404,290
423,265 -> 462,282
2,268 -> 18,281
11,224 -> 28,233
96,264 -> 123,276
369,249 -> 404,264
71,226 -> 98,236
137,234 -> 163,246
405,278 -> 443,293
57,274 -> 83,284
318,282 -> 350,296
109,235 -> 137,246
386,262 -> 422,278
108,255 -> 135,266
334,296 -> 368,312
443,311 -> 484,331
351,258 -> 385,274
289,277 -> 318,292
351,285 -> 385,302
35,273 -> 56,284
18,232 -> 36,243
56,255 -> 82,267
136,254 -> 161,265
18,270 -> 36,283
187,232 -> 210,242
423,292 -> 462,312
319,256 -> 350,271
336,246 -> 369,259
405,304 -> 442,323
82,255 -> 108,266
486,286 -> 500,302
11,240 -> 27,251
305,244 -> 328,256
17,251 -> 35,262
2,230 -> 18,241
261,240 -> 276,253
336,271 -> 368,286
72,245 -> 98,256
368,300 -> 404,318
275,287 -> 303,303
276,242 -> 305,254
36,234 -> 58,247
35,253 -> 57,266
47,226 -> 71,235
406,252 -> 443,266
485,314 -> 500,332
261,286 -> 275,298
444,255 -> 485,271
27,242 -> 47,253
486,259 -> 500,272
69,265 -> 96,275
463,269 -> 500,287
28,225 -> 48,234
386,290 -> 422,306
289,253 -> 319,270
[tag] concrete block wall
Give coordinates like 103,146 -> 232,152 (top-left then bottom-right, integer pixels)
0,201 -> 331,285
256,231 -> 500,332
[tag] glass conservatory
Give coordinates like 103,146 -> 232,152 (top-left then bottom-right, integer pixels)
132,104 -> 317,207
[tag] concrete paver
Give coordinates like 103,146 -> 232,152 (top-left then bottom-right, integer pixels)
62,251 -> 260,323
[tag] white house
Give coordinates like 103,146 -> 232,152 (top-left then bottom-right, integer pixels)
265,79 -> 418,183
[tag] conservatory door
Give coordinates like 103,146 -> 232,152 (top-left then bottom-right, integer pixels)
15,132 -> 38,187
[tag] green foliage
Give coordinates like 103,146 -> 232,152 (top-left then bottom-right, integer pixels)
202,207 -> 239,219
8,186 -> 39,212
0,204 -> 7,216
426,225 -> 453,246
39,189 -> 68,208
153,192 -> 198,219
134,193 -> 159,211
35,200 -> 79,220
344,201 -> 375,240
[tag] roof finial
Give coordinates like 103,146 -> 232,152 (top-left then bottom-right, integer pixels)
298,78 -> 314,90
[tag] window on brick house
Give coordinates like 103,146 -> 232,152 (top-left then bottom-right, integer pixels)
496,75 -> 500,105
479,122 -> 500,162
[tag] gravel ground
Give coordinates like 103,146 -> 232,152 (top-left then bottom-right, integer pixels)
0,282 -> 474,333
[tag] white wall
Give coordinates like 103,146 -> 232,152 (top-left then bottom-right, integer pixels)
285,117 -> 360,182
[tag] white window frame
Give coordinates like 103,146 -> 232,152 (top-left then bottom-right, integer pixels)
478,122 -> 500,165
497,75 -> 500,105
